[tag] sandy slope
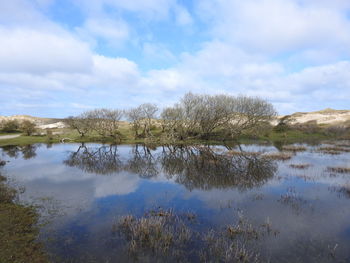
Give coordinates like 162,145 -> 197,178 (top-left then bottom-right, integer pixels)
1,109 -> 350,128
0,115 -> 66,128
274,108 -> 350,126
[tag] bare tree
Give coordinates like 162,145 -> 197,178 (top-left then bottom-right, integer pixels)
139,103 -> 158,137
161,93 -> 276,140
87,108 -> 123,140
161,106 -> 185,140
126,107 -> 143,139
20,120 -> 36,136
225,96 -> 277,138
65,112 -> 93,137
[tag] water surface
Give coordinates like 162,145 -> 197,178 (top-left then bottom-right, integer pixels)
1,143 -> 350,262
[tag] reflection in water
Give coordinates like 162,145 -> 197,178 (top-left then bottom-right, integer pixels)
1,145 -> 37,159
1,143 -> 350,263
159,145 -> 277,190
63,144 -> 277,191
125,145 -> 159,178
64,144 -> 122,174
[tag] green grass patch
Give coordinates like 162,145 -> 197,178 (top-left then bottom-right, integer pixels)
0,174 -> 48,263
0,127 -> 342,147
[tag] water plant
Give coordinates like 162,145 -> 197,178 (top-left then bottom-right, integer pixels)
262,152 -> 294,161
327,167 -> 350,174
289,163 -> 311,169
282,145 -> 307,152
115,208 -> 277,262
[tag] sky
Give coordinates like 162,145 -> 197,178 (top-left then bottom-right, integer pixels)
1,0 -> 350,117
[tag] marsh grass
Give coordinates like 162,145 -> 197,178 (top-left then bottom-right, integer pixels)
327,167 -> 350,174
278,187 -> 307,212
262,152 -> 294,161
320,146 -> 350,152
329,184 -> 350,199
115,208 -> 277,262
317,146 -> 350,155
282,145 -> 307,152
226,150 -> 261,157
289,163 -> 311,169
337,184 -> 350,198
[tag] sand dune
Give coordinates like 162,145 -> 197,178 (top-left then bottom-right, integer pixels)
1,109 -> 350,129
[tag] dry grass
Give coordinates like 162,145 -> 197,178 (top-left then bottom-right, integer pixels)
278,187 -> 307,212
282,145 -> 307,152
115,208 -> 276,262
317,146 -> 350,155
327,167 -> 350,174
337,184 -> 350,198
289,163 -> 311,169
319,146 -> 350,152
262,152 -> 293,161
116,208 -> 192,258
226,150 -> 261,157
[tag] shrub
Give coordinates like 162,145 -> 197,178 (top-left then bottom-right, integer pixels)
323,125 -> 349,137
20,120 -> 36,136
273,115 -> 293,133
292,120 -> 320,134
46,129 -> 54,141
1,120 -> 20,133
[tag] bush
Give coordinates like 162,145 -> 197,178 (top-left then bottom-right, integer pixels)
1,120 -> 20,133
20,120 -> 36,136
273,115 -> 293,133
323,125 -> 349,137
292,120 -> 320,134
46,129 -> 54,141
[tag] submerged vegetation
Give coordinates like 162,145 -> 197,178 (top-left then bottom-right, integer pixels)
327,166 -> 350,174
115,208 -> 275,262
289,163 -> 311,169
261,152 -> 294,161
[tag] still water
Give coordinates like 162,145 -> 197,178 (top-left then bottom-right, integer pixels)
1,143 -> 350,262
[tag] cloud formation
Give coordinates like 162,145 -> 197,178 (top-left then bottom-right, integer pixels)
0,0 -> 350,117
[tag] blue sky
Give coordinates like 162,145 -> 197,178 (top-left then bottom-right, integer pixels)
1,0 -> 350,117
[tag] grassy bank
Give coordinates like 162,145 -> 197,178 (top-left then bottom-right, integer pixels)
0,127 -> 346,147
0,169 -> 48,262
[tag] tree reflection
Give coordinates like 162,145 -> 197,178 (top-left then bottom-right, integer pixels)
63,144 -> 277,190
159,145 -> 277,190
125,145 -> 159,178
1,145 -> 37,160
64,144 -> 122,175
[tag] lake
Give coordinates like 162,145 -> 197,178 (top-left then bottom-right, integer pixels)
1,142 -> 350,262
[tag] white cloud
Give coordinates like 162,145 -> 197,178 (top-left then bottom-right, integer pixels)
79,17 -> 130,47
197,0 -> 350,56
1,0 -> 350,116
174,4 -> 193,26
0,0 -> 46,25
0,27 -> 93,74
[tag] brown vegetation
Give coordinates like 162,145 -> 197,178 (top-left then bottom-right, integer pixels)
115,208 -> 276,262
289,163 -> 311,169
282,145 -> 307,152
262,152 -> 294,161
327,167 -> 350,174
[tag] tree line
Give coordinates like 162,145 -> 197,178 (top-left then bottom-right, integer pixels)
65,92 -> 277,141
